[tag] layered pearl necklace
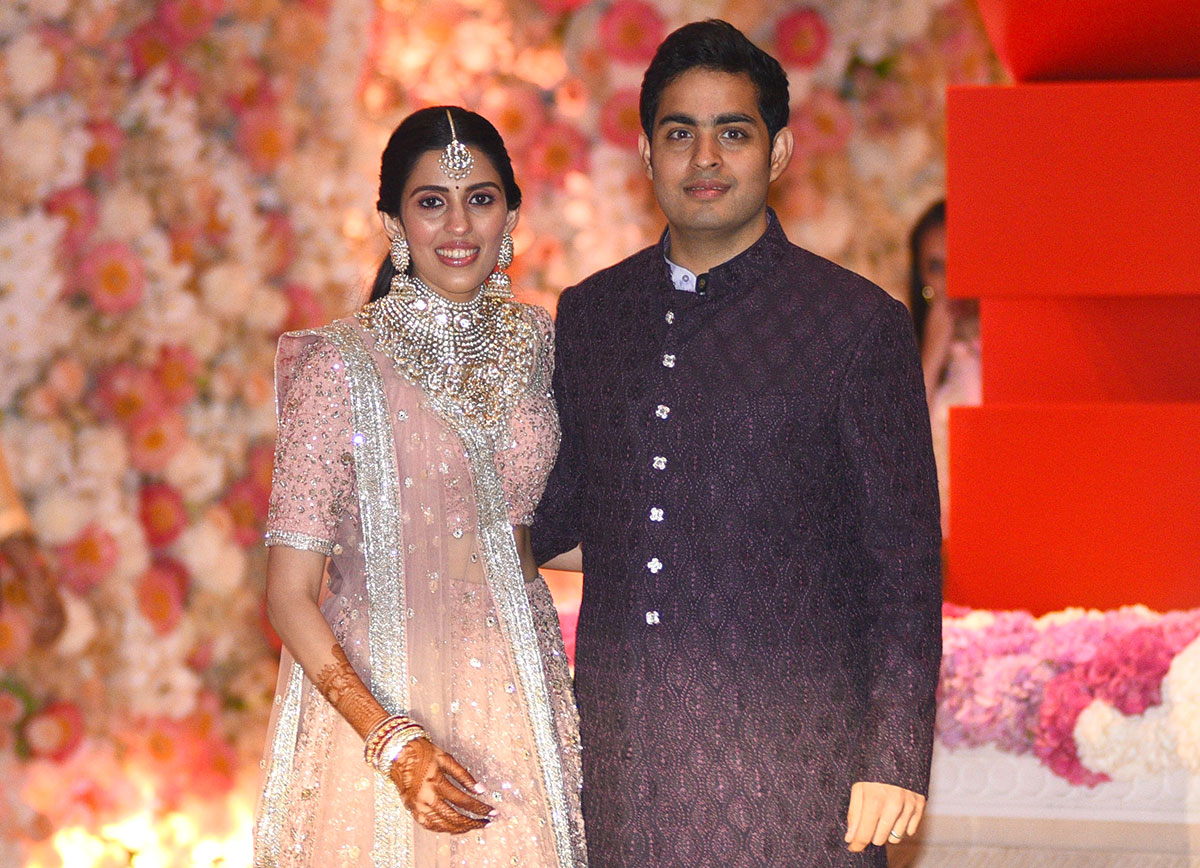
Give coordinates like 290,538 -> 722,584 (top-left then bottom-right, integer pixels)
358,274 -> 536,437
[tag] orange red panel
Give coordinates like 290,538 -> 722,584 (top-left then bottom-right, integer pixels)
946,404 -> 1200,613
946,81 -> 1200,299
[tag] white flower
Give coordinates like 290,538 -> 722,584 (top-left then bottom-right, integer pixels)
1165,635 -> 1200,772
243,286 -> 288,333
4,31 -> 58,102
75,426 -> 129,490
30,488 -> 90,545
172,516 -> 248,594
104,508 -> 150,586
164,440 -> 227,503
1074,698 -> 1175,780
26,0 -> 72,20
1,101 -> 89,196
97,184 -> 157,241
199,262 -> 257,320
54,591 -> 98,656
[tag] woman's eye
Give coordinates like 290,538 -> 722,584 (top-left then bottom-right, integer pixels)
418,196 -> 443,209
469,193 -> 496,206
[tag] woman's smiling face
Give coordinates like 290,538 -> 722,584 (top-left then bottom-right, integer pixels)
386,148 -> 518,302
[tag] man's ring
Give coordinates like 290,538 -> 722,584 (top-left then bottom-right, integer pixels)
888,830 -> 903,842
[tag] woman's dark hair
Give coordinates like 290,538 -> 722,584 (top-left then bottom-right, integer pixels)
908,199 -> 946,351
639,19 -> 790,140
369,106 -> 522,302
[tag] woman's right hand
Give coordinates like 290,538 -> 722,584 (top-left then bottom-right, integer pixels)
389,737 -> 496,834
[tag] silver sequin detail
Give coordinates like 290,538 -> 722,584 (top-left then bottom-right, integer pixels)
264,529 -> 334,556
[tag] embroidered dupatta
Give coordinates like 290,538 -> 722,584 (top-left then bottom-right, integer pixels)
254,317 -> 584,868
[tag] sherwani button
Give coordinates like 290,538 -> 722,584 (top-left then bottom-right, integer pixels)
645,611 -> 661,625
655,405 -> 670,419
646,558 -> 663,573
652,456 -> 667,470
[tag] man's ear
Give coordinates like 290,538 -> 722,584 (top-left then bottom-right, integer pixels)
768,127 -> 794,182
638,131 -> 653,180
380,211 -> 403,239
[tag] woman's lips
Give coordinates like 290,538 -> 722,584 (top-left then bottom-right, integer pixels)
435,245 -> 480,267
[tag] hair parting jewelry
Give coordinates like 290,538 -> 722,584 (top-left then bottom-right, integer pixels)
438,109 -> 475,181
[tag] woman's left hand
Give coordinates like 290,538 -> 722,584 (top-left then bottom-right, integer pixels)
389,737 -> 496,834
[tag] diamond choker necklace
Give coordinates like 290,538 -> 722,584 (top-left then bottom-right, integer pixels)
357,273 -> 536,437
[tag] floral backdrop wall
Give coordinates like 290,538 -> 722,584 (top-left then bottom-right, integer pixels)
10,1 -> 1192,867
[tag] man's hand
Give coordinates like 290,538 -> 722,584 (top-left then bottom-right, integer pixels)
844,781 -> 925,851
390,737 -> 496,834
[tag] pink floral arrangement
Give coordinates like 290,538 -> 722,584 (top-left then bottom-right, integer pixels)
939,604 -> 1200,786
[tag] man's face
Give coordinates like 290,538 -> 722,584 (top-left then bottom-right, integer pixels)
639,68 -> 791,244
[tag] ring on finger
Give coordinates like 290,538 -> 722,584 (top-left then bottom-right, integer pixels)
888,830 -> 903,842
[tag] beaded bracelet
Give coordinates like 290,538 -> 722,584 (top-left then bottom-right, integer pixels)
363,714 -> 426,773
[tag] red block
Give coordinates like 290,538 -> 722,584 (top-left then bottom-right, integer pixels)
946,81 -> 1200,299
975,0 -> 1200,81
981,297 -> 1200,403
946,404 -> 1200,613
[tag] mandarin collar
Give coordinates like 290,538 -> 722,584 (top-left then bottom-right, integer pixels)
657,208 -> 788,298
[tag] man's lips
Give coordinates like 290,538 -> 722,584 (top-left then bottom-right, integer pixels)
683,179 -> 731,199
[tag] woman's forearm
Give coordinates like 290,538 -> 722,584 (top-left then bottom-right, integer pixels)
265,546 -> 389,738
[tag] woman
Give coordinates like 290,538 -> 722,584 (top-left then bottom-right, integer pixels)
909,200 -> 980,534
254,107 -> 586,868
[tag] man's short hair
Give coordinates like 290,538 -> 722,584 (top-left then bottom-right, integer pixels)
639,19 -> 790,140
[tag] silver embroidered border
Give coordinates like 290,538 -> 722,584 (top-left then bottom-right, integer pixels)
254,660 -> 304,867
320,323 -> 412,867
426,397 -> 575,867
264,529 -> 335,556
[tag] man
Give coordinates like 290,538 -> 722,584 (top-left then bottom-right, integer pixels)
532,20 -> 942,867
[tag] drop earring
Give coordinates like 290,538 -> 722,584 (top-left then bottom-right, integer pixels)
389,234 -> 410,273
485,232 -> 514,299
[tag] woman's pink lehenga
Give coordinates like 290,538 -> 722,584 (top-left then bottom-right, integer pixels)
253,307 -> 585,868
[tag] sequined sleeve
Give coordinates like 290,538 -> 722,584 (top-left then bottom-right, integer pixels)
264,339 -> 355,556
495,304 -> 561,526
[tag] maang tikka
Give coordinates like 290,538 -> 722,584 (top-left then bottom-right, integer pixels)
439,109 -> 474,180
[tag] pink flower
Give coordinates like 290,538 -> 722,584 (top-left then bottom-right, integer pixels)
85,120 -> 124,181
157,0 -> 222,47
598,0 -> 665,64
775,8 -> 829,69
90,361 -> 167,428
152,344 -> 199,407
21,738 -> 140,829
791,87 -> 854,158
0,685 -> 30,725
236,105 -> 294,174
246,440 -> 277,495
126,21 -> 173,77
480,84 -> 548,153
0,608 -> 34,667
223,477 -> 269,547
128,410 -> 187,474
23,701 -> 85,761
78,240 -> 145,314
188,734 -> 238,799
557,602 -> 578,668
136,558 -> 189,635
532,0 -> 590,13
599,88 -> 643,150
139,483 -> 189,548
1034,671 -> 1110,787
282,283 -> 325,332
43,186 -> 98,249
261,211 -> 295,279
55,523 -> 119,594
1087,626 -> 1173,716
524,121 -> 589,184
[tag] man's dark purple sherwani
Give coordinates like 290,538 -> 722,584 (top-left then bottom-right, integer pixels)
532,212 -> 942,867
